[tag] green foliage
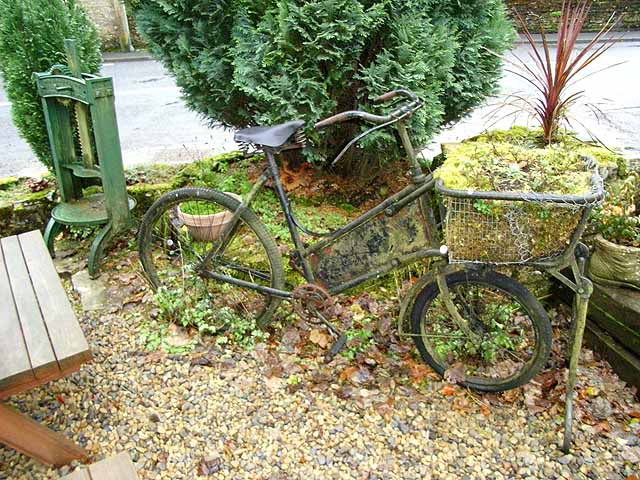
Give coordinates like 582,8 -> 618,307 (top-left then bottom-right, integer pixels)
155,286 -> 222,335
153,286 -> 269,350
592,174 -> 640,247
509,1 -> 619,144
0,0 -> 101,169
135,0 -> 514,177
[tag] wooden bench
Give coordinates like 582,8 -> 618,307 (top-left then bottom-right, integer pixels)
62,452 -> 139,480
0,230 -> 92,466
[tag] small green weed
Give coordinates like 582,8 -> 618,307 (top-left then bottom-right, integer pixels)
151,286 -> 269,351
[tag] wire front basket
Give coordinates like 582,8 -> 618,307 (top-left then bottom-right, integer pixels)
436,156 -> 604,265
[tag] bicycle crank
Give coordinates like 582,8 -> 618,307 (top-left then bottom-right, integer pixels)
292,284 -> 336,323
291,284 -> 347,361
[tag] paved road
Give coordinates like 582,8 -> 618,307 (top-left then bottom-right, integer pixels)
1,41 -> 639,178
0,60 -> 235,177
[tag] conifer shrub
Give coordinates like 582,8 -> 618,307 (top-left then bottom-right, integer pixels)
136,0 -> 514,178
0,0 -> 101,169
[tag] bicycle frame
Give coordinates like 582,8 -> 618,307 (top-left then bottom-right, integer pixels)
200,117 -> 447,299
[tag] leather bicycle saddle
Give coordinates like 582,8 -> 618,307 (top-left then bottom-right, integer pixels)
234,120 -> 305,148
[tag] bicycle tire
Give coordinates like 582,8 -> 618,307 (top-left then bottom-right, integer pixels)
411,269 -> 551,392
138,187 -> 285,328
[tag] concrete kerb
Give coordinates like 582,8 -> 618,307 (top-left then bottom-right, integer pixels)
102,51 -> 153,63
515,30 -> 640,46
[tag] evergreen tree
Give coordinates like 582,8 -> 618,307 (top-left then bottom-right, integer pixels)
0,0 -> 101,169
136,0 -> 514,177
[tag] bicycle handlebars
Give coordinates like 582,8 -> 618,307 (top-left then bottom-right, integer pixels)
314,89 -> 421,130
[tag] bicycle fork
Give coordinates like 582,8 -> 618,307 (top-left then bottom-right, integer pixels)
434,264 -> 482,344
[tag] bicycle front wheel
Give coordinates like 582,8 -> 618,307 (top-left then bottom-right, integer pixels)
138,187 -> 285,330
411,269 -> 551,392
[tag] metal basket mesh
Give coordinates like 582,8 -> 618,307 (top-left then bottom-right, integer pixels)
439,158 -> 604,265
442,198 -> 586,264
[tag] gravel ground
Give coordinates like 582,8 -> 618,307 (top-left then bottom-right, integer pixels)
1,247 -> 639,480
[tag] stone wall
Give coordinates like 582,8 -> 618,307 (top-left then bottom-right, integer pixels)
78,0 -> 121,50
506,0 -> 640,31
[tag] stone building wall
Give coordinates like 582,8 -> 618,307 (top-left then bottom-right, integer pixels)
78,0 -> 121,50
506,0 -> 640,31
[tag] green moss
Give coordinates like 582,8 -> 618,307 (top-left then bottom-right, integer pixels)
19,188 -> 53,203
0,202 -> 12,221
435,141 -> 593,195
173,151 -> 246,189
435,127 -> 605,263
127,182 -> 174,214
465,126 -> 626,179
467,126 -> 547,148
0,177 -> 18,191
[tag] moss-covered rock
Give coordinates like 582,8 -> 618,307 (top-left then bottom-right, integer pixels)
0,177 -> 18,191
127,182 -> 174,216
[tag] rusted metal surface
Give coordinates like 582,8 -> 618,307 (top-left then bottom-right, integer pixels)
307,200 -> 432,290
291,284 -> 335,322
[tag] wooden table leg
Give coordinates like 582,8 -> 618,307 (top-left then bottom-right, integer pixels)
0,403 -> 87,466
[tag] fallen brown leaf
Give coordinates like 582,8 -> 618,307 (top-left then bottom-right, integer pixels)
339,366 -> 359,383
309,329 -> 331,348
441,385 -> 457,396
404,359 -> 434,384
444,362 -> 466,384
264,376 -> 285,392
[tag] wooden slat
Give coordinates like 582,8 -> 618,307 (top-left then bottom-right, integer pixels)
18,231 -> 90,370
87,452 -> 138,480
0,362 -> 84,401
0,236 -> 58,379
62,469 -> 91,480
0,239 -> 34,392
0,403 -> 87,466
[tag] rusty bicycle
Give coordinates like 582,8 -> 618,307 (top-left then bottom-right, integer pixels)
138,88 -> 603,407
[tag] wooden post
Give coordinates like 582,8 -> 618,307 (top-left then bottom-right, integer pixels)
112,0 -> 133,52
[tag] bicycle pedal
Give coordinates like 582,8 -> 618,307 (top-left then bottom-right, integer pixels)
324,333 -> 348,363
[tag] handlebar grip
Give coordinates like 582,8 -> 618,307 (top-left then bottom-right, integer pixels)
314,110 -> 392,129
314,112 -> 351,129
374,89 -> 418,103
374,91 -> 398,103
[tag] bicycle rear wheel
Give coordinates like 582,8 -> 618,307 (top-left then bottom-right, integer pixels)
138,187 -> 285,330
411,269 -> 551,392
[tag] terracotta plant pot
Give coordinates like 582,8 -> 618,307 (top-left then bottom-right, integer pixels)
589,234 -> 640,290
176,192 -> 242,242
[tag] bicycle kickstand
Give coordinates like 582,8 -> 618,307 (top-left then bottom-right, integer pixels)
562,248 -> 593,453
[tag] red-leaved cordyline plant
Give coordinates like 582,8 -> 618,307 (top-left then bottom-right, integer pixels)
502,1 -> 621,144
